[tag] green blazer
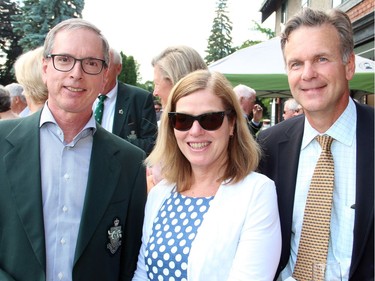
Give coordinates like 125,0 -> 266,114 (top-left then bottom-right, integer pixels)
112,82 -> 157,155
0,111 -> 147,281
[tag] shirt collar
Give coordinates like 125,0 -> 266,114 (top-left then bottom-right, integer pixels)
100,81 -> 118,101
301,98 -> 356,149
40,101 -> 97,134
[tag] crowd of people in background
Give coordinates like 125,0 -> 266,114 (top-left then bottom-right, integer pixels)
0,6 -> 373,281
0,85 -> 20,119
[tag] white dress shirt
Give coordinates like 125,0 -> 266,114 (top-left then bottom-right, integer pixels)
92,82 -> 118,132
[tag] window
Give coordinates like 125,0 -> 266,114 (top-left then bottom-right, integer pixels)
332,0 -> 344,7
281,1 -> 287,24
301,0 -> 310,7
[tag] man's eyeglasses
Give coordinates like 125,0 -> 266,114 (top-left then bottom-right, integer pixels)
168,111 -> 233,131
47,54 -> 106,75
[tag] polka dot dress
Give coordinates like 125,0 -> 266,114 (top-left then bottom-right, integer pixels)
145,191 -> 214,281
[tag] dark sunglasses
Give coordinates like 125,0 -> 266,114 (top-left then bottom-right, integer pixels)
168,111 -> 232,131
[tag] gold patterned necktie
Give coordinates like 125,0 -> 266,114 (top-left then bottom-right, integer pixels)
293,135 -> 335,281
94,94 -> 107,124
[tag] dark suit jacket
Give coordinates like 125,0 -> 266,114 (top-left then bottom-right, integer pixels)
257,101 -> 374,281
0,111 -> 147,281
247,118 -> 263,138
112,82 -> 157,155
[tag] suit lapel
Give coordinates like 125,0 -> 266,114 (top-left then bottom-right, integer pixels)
112,83 -> 130,135
275,118 -> 305,249
277,123 -> 303,194
5,113 -> 46,270
73,126 -> 121,264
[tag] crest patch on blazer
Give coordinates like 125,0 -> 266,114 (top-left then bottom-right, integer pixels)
107,218 -> 122,254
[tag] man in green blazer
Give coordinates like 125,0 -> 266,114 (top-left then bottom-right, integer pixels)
93,48 -> 157,155
0,18 -> 147,281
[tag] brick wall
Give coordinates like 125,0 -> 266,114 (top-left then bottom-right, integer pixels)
347,0 -> 375,22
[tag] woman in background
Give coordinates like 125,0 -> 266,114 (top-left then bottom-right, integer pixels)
15,46 -> 48,114
152,45 -> 207,108
147,45 -> 208,190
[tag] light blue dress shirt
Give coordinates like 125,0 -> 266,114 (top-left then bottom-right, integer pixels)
40,104 -> 96,281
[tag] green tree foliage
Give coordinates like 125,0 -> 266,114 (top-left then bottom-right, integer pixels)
123,56 -> 137,85
118,51 -> 127,83
118,51 -> 139,86
12,0 -> 84,51
205,0 -> 235,65
252,21 -> 275,40
140,81 -> 154,93
0,0 -> 23,85
238,21 -> 276,50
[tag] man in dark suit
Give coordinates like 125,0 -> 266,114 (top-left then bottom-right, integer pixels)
0,18 -> 147,281
93,48 -> 157,155
257,8 -> 373,281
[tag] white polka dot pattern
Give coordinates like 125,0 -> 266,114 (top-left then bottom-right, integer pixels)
145,191 -> 213,280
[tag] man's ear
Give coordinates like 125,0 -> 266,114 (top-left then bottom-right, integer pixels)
116,64 -> 123,76
42,57 -> 49,84
345,52 -> 356,81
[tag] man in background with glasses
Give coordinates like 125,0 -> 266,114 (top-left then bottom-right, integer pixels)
0,18 -> 147,281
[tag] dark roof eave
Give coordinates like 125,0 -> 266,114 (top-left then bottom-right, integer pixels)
260,0 -> 278,23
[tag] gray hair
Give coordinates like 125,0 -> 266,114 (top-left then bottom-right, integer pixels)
5,83 -> 25,102
0,85 -> 12,112
233,84 -> 256,99
284,98 -> 300,111
110,47 -> 122,65
281,7 -> 353,64
43,18 -> 110,66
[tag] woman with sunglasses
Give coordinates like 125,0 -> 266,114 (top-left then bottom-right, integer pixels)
133,70 -> 281,280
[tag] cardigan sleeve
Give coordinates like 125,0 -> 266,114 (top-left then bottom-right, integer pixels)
132,182 -> 174,280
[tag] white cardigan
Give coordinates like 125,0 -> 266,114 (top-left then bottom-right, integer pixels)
133,172 -> 281,281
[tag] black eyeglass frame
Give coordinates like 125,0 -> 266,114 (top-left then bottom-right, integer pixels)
47,54 -> 107,75
168,110 -> 233,131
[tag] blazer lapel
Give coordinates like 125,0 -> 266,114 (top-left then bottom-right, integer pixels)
5,113 -> 46,270
73,126 -> 122,264
112,82 -> 130,135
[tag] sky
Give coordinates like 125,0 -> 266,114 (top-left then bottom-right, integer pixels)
82,0 -> 274,83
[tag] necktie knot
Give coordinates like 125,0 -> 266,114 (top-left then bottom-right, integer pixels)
94,95 -> 107,124
98,94 -> 107,102
316,135 -> 334,152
